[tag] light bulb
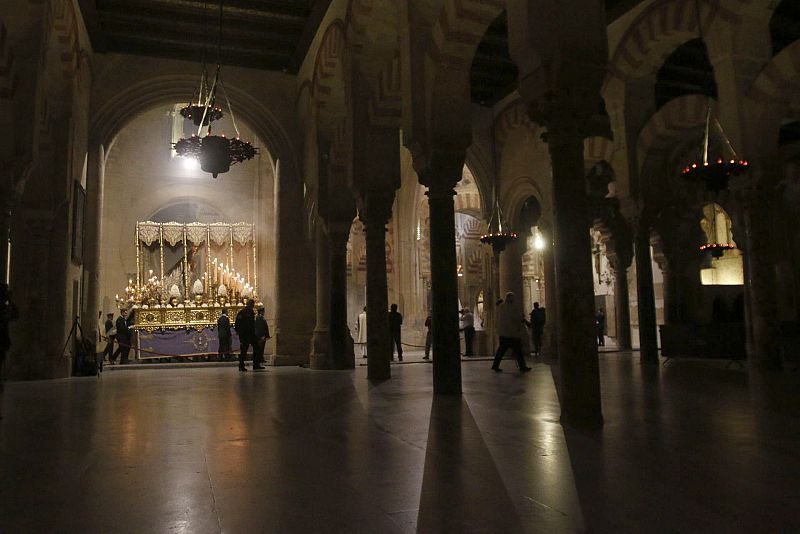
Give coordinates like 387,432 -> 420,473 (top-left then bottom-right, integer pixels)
182,157 -> 199,171
534,234 -> 545,251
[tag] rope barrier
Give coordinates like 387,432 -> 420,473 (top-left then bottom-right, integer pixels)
110,339 -> 260,359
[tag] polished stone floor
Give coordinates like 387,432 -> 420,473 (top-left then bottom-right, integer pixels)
2,354 -> 799,533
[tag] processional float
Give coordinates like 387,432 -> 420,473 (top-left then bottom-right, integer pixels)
117,221 -> 261,359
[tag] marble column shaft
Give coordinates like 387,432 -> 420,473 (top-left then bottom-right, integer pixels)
363,206 -> 392,380
83,143 -> 105,334
427,181 -> 462,394
328,225 -> 355,370
546,120 -> 602,427
542,229 -> 559,358
310,223 -> 331,368
612,264 -> 632,350
634,222 -> 659,364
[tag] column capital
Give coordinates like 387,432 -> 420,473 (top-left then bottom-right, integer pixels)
324,220 -> 352,250
417,146 -> 465,192
357,190 -> 395,229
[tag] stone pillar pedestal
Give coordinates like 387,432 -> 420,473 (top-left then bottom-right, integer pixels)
328,224 -> 355,369
362,201 -> 392,380
310,224 -> 331,369
427,181 -> 462,394
546,119 -> 602,428
634,221 -> 659,364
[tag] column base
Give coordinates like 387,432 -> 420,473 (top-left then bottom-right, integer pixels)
309,328 -> 330,369
270,332 -> 311,366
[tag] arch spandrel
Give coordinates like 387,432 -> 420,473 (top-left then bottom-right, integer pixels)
89,60 -> 301,182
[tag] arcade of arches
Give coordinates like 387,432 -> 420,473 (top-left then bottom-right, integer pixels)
2,0 -> 800,437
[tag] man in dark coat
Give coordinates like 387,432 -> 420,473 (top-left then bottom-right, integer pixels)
253,307 -> 271,370
388,303 -> 403,362
529,302 -> 546,356
596,308 -> 606,347
217,308 -> 232,361
112,309 -> 131,364
234,299 -> 256,372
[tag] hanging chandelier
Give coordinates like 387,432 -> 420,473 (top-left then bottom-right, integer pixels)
480,111 -> 517,254
680,0 -> 747,194
680,107 -> 748,193
173,0 -> 257,178
480,196 -> 517,253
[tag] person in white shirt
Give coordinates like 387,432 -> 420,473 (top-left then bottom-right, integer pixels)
459,308 -> 475,356
356,307 -> 367,358
491,292 -> 532,373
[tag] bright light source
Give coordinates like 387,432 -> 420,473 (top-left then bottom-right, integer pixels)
182,157 -> 199,171
534,234 -> 545,250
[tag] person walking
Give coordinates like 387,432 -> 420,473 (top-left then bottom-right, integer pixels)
596,308 -> 606,347
460,308 -> 475,356
112,309 -> 131,364
424,314 -> 432,360
217,308 -> 232,361
356,306 -> 367,358
529,302 -> 546,356
234,299 -> 256,372
491,292 -> 531,373
388,303 -> 403,362
253,307 -> 271,370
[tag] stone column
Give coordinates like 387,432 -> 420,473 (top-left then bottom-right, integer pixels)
610,259 -> 632,350
327,223 -> 355,369
361,194 -> 393,380
310,223 -> 331,368
272,162 -> 316,365
542,227 -> 558,358
425,162 -> 463,394
634,220 -> 659,364
546,118 -> 602,428
82,142 -> 105,335
743,186 -> 781,370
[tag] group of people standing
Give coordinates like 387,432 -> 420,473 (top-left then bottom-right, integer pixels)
217,299 -> 271,372
356,304 -> 405,361
96,309 -> 134,366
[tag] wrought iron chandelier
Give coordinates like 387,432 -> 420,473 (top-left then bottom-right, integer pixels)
480,112 -> 517,253
173,0 -> 257,178
680,107 -> 748,194
680,0 -> 747,194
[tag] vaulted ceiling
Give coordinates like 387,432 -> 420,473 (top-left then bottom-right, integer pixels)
78,0 -> 331,73
470,0 -> 648,106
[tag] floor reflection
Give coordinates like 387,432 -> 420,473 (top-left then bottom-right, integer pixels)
1,356 -> 799,532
